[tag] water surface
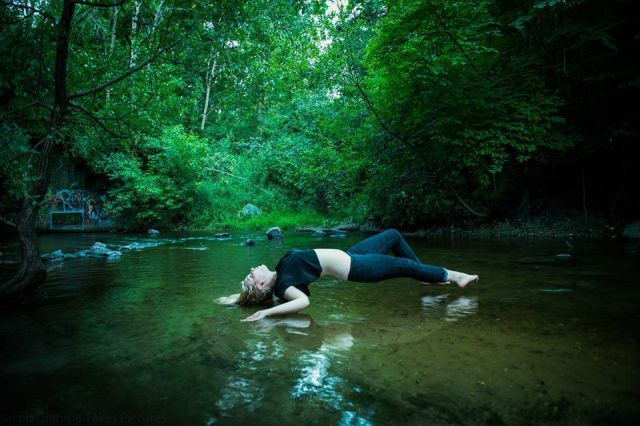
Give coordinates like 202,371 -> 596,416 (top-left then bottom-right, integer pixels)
0,232 -> 638,425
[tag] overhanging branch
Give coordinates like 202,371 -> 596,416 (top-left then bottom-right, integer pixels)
69,101 -> 126,138
0,216 -> 17,228
2,1 -> 56,22
73,0 -> 126,8
7,101 -> 53,115
68,43 -> 175,100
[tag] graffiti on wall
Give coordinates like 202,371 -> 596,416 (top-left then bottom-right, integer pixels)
47,188 -> 110,227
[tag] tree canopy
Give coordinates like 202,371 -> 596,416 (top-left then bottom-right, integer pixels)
1,0 -> 638,233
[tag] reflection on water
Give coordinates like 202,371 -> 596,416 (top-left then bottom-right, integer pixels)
289,326 -> 373,425
421,295 -> 479,322
0,232 -> 639,425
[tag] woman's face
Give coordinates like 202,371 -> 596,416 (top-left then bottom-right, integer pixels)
242,264 -> 270,291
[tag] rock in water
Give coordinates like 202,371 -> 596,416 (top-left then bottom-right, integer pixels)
244,239 -> 255,247
266,227 -> 284,240
148,229 -> 160,235
88,242 -> 121,257
551,254 -> 573,263
241,204 -> 261,218
622,221 -> 640,239
42,249 -> 64,262
517,254 -> 573,265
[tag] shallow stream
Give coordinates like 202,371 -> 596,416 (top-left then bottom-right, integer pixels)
0,231 -> 638,425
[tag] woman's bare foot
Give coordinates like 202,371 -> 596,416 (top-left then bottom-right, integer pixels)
446,271 -> 479,288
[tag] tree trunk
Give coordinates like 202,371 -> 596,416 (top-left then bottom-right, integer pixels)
0,203 -> 47,297
129,1 -> 142,67
0,0 -> 75,300
106,6 -> 119,105
201,56 -> 217,130
1,0 -> 171,301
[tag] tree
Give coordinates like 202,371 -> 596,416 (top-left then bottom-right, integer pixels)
0,0 -> 192,299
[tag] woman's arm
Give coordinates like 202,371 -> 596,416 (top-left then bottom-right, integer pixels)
216,294 -> 240,305
242,287 -> 310,321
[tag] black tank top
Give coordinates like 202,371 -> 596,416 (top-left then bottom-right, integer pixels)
274,249 -> 322,301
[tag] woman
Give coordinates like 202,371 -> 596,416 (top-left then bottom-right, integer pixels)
220,229 -> 478,322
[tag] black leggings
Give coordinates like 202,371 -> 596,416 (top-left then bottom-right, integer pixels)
346,229 -> 448,283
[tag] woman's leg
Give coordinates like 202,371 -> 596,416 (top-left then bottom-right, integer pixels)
348,253 -> 446,283
348,254 -> 477,288
347,229 -> 421,262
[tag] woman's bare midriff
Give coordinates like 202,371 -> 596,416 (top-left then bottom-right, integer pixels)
314,249 -> 351,281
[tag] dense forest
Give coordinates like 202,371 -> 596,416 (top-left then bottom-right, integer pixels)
1,0 -> 638,293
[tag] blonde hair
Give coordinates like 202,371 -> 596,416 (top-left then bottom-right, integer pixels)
234,279 -> 274,305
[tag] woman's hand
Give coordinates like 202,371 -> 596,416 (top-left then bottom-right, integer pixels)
242,310 -> 268,322
216,294 -> 239,305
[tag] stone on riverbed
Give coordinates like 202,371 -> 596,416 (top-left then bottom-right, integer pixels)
42,243 -> 122,262
622,221 -> 640,239
516,253 -> 574,265
42,249 -> 64,262
88,242 -> 121,257
298,227 -> 347,237
333,223 -> 360,232
266,227 -> 284,239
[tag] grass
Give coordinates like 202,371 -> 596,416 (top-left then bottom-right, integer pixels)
210,209 -> 334,231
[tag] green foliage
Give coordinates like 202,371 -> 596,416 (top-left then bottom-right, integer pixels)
96,126 -> 213,228
0,124 -> 32,202
2,0 -> 637,231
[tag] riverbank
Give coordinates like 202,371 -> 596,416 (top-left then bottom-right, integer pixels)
427,212 -> 619,240
208,210 -> 621,240
3,209 -> 625,241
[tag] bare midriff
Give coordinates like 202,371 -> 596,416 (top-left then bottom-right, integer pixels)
313,249 -> 351,281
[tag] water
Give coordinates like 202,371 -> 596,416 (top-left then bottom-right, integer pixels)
0,232 -> 638,425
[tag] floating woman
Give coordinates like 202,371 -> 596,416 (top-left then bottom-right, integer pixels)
218,229 -> 478,321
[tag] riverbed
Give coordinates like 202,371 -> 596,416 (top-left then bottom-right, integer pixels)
0,231 -> 638,425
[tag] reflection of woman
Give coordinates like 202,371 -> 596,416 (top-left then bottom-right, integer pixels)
219,229 -> 478,322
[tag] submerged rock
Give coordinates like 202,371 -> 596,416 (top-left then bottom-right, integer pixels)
328,228 -> 347,237
42,249 -> 64,262
516,254 -> 574,265
622,221 -> 640,239
88,242 -> 121,257
63,251 -> 87,259
333,223 -> 360,232
266,227 -> 284,240
119,241 -> 162,250
213,233 -> 230,239
299,227 -> 347,237
42,243 -> 123,262
552,254 -> 573,263
243,239 -> 255,247
148,229 -> 160,235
